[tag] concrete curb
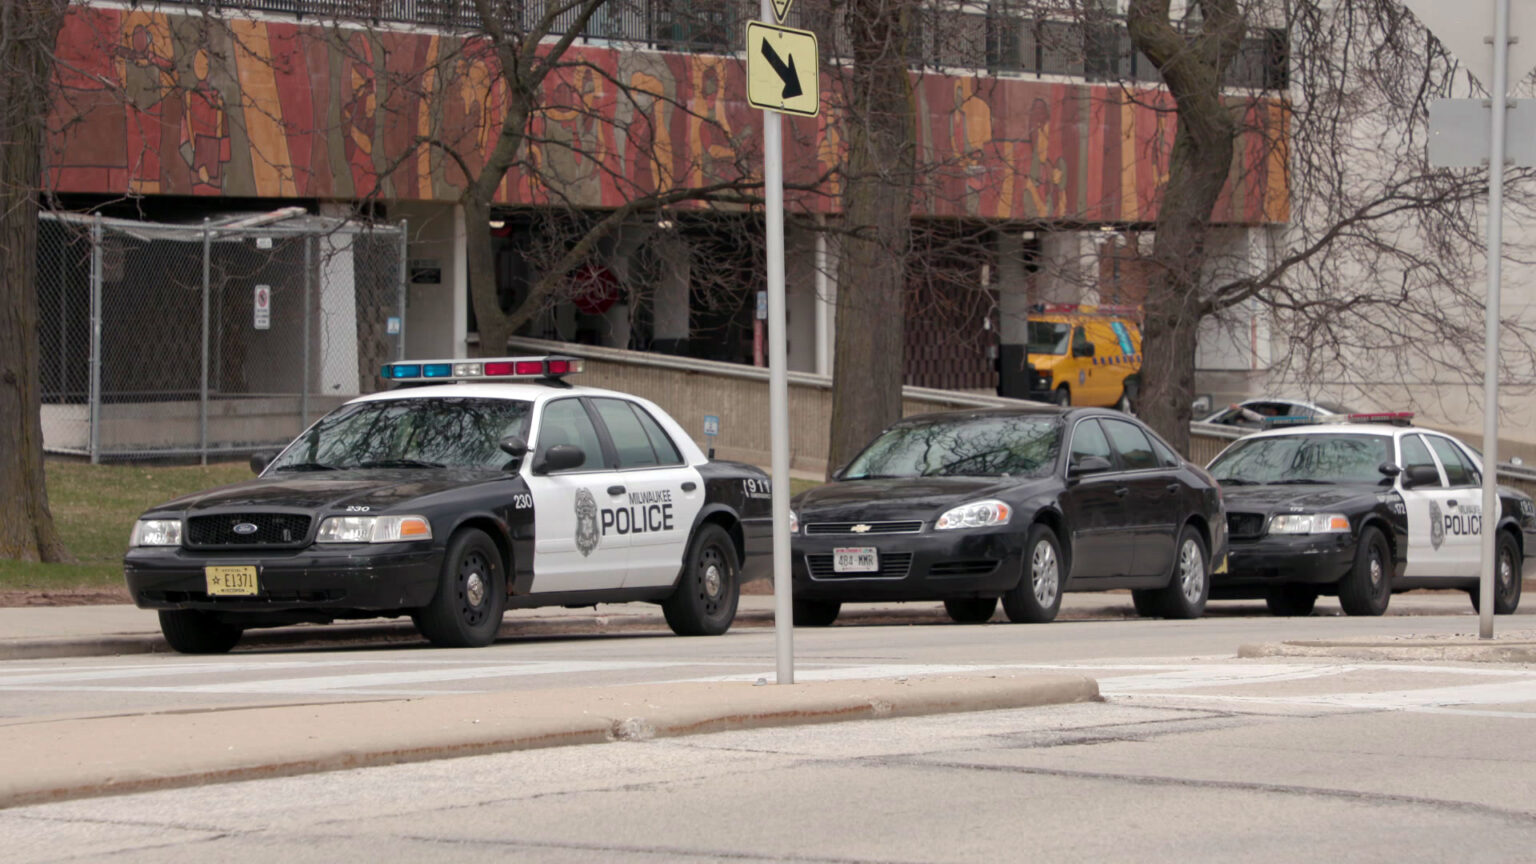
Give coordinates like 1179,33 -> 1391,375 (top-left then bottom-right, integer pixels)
1239,636 -> 1536,663
0,673 -> 1099,810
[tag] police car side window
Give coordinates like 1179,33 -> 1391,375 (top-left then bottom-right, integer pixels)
1399,435 -> 1442,488
1426,436 -> 1477,487
632,405 -> 684,465
592,398 -> 662,469
1102,419 -> 1159,471
536,398 -> 604,472
1069,419 -> 1113,466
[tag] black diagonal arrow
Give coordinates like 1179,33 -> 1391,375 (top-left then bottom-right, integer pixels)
760,38 -> 803,100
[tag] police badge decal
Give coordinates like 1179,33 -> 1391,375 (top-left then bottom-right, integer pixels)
1429,500 -> 1445,551
574,488 -> 600,557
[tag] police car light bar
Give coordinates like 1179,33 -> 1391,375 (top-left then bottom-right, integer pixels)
1261,415 -> 1317,429
1346,412 -> 1415,426
381,355 -> 584,382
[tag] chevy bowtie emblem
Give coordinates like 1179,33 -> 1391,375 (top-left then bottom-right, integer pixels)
850,524 -> 872,533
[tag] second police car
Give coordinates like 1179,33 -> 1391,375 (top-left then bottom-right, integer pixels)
1207,413 -> 1536,616
124,356 -> 772,653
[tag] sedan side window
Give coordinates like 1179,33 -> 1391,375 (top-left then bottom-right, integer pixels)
1069,419 -> 1113,467
1399,434 -> 1442,488
535,398 -> 605,472
1426,436 -> 1477,487
1101,419 -> 1159,471
592,398 -> 662,469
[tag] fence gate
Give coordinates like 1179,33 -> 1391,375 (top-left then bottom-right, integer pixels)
36,213 -> 407,463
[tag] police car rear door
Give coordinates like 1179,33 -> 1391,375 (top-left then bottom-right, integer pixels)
587,397 -> 704,589
1423,433 -> 1485,577
523,396 -> 629,591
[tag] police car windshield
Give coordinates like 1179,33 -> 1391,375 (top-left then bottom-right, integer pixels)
1209,434 -> 1392,486
270,398 -> 533,472
1026,322 -> 1071,356
844,416 -> 1061,479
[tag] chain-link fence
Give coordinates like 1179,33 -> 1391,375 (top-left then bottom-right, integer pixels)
36,213 -> 407,463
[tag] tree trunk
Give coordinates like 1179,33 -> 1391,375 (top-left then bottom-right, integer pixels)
0,0 -> 72,563
1128,0 -> 1245,455
827,0 -> 917,476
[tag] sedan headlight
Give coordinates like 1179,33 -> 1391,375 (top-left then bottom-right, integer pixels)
130,519 -> 183,547
1268,513 -> 1351,534
788,510 -> 799,534
316,515 -> 433,543
935,500 -> 1011,530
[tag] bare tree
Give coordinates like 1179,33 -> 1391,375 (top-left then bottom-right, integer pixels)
0,0 -> 71,563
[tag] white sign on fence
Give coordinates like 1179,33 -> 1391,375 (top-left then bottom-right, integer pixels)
254,284 -> 271,330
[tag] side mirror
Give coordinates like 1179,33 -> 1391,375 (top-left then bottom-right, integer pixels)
1378,462 -> 1403,478
1403,464 -> 1440,488
533,444 -> 586,475
499,435 -> 528,471
250,451 -> 278,475
1068,455 -> 1113,480
1073,342 -> 1096,358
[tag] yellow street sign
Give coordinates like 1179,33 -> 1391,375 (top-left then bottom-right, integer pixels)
771,0 -> 793,23
746,21 -> 819,118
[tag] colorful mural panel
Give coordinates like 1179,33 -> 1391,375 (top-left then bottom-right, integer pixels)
49,8 -> 1287,225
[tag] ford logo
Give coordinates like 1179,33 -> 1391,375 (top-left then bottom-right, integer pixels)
232,523 -> 259,535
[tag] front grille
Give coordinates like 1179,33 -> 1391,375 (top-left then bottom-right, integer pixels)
806,553 -> 913,580
186,513 -> 312,548
929,560 -> 1000,577
805,521 -> 924,535
1227,512 -> 1267,540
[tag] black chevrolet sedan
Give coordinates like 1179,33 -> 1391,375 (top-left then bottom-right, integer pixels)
789,407 -> 1227,625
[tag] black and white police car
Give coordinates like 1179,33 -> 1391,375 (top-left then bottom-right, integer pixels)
1206,412 -> 1536,616
124,356 -> 772,653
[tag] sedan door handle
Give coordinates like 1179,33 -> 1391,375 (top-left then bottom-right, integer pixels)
607,485 -> 626,496
682,481 -> 697,492
1166,483 -> 1181,494
1447,499 -> 1457,508
1114,487 -> 1130,498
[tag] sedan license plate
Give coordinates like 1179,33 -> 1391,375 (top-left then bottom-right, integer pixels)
205,565 -> 259,596
833,547 -> 878,573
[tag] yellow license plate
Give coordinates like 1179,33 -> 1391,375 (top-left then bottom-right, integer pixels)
205,565 -> 259,596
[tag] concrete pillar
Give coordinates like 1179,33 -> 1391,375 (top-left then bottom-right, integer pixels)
814,214 -> 835,377
395,201 -> 463,360
317,204 -> 359,396
652,231 -> 690,355
453,204 -> 468,359
1036,230 -> 1092,305
995,231 -> 1034,399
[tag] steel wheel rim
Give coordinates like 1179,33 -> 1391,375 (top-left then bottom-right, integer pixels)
1500,546 -> 1516,594
698,544 -> 729,616
1031,540 -> 1059,606
1179,539 -> 1205,603
459,551 -> 489,625
1369,546 -> 1384,590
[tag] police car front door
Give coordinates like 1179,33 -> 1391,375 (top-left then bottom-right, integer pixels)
1398,433 -> 1478,578
523,398 -> 628,592
589,398 -> 705,588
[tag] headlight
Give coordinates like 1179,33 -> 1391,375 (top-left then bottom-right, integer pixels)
935,500 -> 1011,530
1268,513 -> 1351,534
317,515 -> 433,543
130,519 -> 183,547
789,510 -> 799,534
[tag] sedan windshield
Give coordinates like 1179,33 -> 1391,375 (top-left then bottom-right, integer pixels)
269,397 -> 533,472
1026,322 -> 1071,356
1208,434 -> 1391,485
843,416 -> 1061,479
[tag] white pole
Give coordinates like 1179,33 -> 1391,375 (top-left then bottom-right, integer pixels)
1480,0 -> 1511,640
762,0 -> 794,684
814,213 -> 831,377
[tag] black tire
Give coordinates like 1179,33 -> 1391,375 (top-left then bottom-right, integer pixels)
793,598 -> 841,627
1265,585 -> 1318,617
1130,589 -> 1164,618
1002,524 -> 1064,623
1469,531 -> 1523,615
1156,524 -> 1210,619
1053,386 -> 1072,407
158,609 -> 242,654
944,597 -> 998,623
663,523 -> 740,636
1338,525 -> 1391,616
414,528 -> 506,648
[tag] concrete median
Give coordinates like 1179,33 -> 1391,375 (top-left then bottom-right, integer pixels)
0,672 -> 1099,810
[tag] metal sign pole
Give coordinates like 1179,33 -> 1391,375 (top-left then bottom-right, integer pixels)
761,0 -> 794,684
1479,0 -> 1512,639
